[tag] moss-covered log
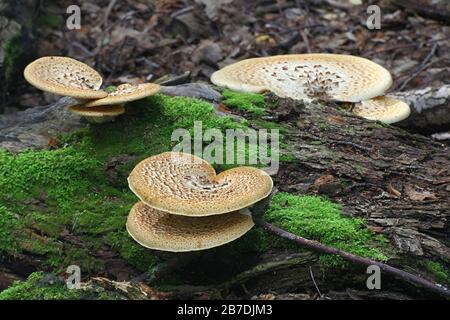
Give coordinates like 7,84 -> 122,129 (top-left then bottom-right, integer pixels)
0,85 -> 448,299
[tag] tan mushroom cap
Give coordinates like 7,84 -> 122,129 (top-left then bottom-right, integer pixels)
353,96 -> 411,124
128,152 -> 274,217
126,202 -> 254,252
83,83 -> 161,107
211,54 -> 393,102
24,56 -> 107,99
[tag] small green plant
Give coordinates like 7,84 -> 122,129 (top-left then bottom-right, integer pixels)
425,261 -> 449,284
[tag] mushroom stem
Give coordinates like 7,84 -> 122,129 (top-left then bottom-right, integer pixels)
83,115 -> 117,124
249,195 -> 450,298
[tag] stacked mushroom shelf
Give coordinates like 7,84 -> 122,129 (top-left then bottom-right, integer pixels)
211,53 -> 411,124
24,56 -> 160,123
126,152 -> 273,252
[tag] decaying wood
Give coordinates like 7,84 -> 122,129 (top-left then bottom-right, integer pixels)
391,85 -> 450,134
249,191 -> 450,297
256,218 -> 449,297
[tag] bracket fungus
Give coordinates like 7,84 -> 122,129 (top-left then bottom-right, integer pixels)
68,104 -> 125,124
128,152 -> 274,217
126,152 -> 273,252
211,54 -> 392,102
83,83 -> 161,107
126,202 -> 254,252
353,96 -> 411,124
24,56 -> 107,99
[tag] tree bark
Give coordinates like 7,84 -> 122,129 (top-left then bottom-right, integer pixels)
390,85 -> 450,134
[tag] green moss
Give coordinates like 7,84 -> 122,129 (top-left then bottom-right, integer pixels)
0,272 -> 121,300
151,94 -> 247,130
0,272 -> 81,300
263,193 -> 389,267
425,261 -> 449,284
222,90 -> 266,116
279,153 -> 298,163
0,206 -> 22,253
105,85 -> 117,93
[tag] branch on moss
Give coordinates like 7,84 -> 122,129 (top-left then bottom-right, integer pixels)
250,192 -> 450,298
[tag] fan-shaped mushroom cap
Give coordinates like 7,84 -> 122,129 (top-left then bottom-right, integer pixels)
211,54 -> 392,102
126,202 -> 254,252
83,83 -> 161,107
128,152 -> 273,217
353,96 -> 411,124
24,56 -> 107,99
68,104 -> 125,124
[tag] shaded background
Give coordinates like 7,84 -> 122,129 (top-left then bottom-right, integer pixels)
1,0 -> 449,114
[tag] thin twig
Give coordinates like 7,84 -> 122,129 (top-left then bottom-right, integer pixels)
249,191 -> 450,298
102,0 -> 118,28
309,266 -> 322,297
397,43 -> 438,91
366,36 -> 450,55
300,30 -> 311,53
253,218 -> 450,298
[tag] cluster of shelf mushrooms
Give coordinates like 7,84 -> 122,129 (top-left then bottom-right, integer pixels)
24,56 -> 160,123
126,152 -> 273,252
211,53 -> 411,124
24,54 -> 409,125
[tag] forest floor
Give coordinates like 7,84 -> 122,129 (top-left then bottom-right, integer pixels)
4,0 -> 450,118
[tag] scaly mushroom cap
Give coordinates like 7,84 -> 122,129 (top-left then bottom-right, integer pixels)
83,83 -> 161,107
126,202 -> 254,252
353,96 -> 411,124
128,152 -> 273,217
24,56 -> 107,99
211,54 -> 393,102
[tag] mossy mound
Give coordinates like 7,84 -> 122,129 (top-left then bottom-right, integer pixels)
0,272 -> 122,300
221,90 -> 266,116
264,193 -> 389,267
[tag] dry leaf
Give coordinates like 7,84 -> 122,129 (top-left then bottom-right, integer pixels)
367,226 -> 384,234
314,174 -> 336,186
387,183 -> 401,197
404,184 -> 437,201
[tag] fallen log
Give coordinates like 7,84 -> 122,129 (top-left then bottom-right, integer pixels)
0,84 -> 449,299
